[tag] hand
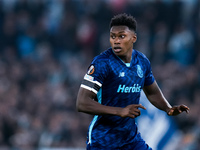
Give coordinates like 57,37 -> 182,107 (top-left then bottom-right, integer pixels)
119,104 -> 146,118
167,104 -> 189,116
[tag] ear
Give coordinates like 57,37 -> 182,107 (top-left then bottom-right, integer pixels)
132,33 -> 137,43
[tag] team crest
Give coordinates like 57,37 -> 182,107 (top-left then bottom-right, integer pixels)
87,65 -> 95,75
137,65 -> 143,78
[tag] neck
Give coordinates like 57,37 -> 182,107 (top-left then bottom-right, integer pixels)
119,55 -> 132,63
119,49 -> 133,63
111,48 -> 133,63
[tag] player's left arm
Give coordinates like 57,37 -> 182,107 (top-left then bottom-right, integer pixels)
143,81 -> 189,116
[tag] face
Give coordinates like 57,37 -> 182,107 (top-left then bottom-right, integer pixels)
110,26 -> 137,60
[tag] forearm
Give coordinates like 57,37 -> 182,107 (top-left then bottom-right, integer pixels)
143,81 -> 172,113
77,88 -> 148,118
146,90 -> 172,112
144,81 -> 190,116
76,88 -> 122,116
77,98 -> 122,116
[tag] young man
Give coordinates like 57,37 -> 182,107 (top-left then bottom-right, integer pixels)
76,13 -> 189,150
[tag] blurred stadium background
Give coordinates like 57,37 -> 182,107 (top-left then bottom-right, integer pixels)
0,0 -> 199,149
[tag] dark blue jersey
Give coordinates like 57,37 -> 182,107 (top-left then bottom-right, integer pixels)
81,48 -> 155,148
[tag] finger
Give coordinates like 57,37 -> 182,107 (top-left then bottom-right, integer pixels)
131,111 -> 141,116
127,114 -> 136,119
168,109 -> 174,116
129,107 -> 141,116
185,109 -> 189,114
180,105 -> 190,113
129,113 -> 141,118
180,105 -> 188,109
136,104 -> 146,110
177,107 -> 182,113
182,107 -> 190,113
136,109 -> 141,115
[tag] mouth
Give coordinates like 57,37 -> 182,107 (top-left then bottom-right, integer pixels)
113,47 -> 122,53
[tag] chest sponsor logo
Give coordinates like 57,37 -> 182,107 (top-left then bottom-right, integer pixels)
117,84 -> 141,93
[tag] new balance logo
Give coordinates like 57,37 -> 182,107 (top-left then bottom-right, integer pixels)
117,84 -> 141,93
119,72 -> 125,77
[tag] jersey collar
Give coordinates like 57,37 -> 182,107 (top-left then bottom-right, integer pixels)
111,48 -> 136,67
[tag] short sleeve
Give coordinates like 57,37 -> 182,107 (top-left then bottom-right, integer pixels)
144,58 -> 155,86
81,58 -> 109,94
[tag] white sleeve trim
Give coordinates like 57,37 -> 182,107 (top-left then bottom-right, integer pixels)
81,84 -> 98,94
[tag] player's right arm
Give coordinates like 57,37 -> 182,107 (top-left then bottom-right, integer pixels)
77,57 -> 145,118
76,87 -> 146,118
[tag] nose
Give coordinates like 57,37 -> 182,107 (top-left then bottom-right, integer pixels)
114,37 -> 120,44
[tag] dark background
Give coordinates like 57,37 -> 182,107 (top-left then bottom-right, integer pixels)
0,0 -> 199,149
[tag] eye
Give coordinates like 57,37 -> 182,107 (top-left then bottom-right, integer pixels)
110,35 -> 116,39
120,35 -> 125,38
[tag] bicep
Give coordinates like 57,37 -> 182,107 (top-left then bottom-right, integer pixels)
77,87 -> 97,102
76,87 -> 97,110
76,59 -> 109,113
143,81 -> 160,96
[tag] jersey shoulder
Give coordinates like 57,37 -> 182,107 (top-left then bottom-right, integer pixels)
87,48 -> 113,84
134,50 -> 151,64
92,48 -> 113,64
134,50 -> 149,60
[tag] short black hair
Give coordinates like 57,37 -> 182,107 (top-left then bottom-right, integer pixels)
110,13 -> 137,32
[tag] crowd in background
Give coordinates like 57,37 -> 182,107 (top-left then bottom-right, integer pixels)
0,0 -> 199,149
